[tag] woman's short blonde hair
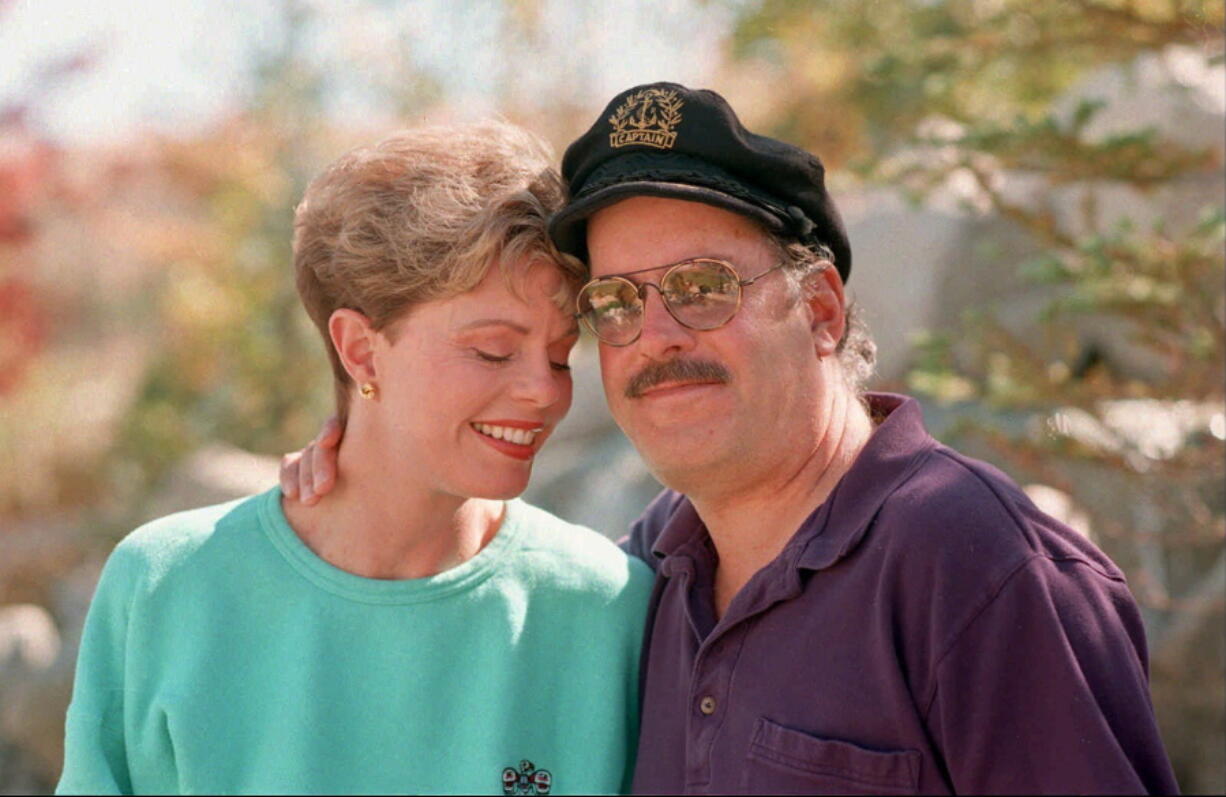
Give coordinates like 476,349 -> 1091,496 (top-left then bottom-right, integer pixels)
292,121 -> 583,419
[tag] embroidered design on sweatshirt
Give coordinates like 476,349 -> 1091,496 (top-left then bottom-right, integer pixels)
501,759 -> 552,795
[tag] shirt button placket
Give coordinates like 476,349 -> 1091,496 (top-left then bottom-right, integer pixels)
686,674 -> 720,787
686,632 -> 742,789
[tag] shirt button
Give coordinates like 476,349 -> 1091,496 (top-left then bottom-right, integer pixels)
699,696 -> 717,715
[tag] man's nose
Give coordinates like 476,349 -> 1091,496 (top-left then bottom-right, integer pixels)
635,289 -> 697,360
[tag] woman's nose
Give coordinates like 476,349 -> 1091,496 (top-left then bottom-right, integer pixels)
510,356 -> 564,408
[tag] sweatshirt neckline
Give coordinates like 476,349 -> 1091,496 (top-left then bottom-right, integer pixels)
257,488 -> 522,605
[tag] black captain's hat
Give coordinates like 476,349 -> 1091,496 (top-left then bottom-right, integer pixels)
548,82 -> 852,282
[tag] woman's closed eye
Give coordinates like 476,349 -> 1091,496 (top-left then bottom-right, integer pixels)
473,348 -> 512,364
473,348 -> 571,372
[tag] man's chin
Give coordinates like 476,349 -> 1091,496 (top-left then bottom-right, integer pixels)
632,436 -> 729,489
646,457 -> 724,496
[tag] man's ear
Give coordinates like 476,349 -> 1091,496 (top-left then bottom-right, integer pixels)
328,308 -> 380,385
804,265 -> 846,358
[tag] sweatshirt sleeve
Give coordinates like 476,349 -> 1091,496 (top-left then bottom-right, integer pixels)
924,555 -> 1179,795
56,545 -> 143,795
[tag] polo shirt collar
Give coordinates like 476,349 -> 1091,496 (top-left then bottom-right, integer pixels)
649,393 -> 938,573
651,498 -> 706,573
795,393 -> 937,570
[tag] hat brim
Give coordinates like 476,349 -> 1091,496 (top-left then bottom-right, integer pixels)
549,181 -> 787,261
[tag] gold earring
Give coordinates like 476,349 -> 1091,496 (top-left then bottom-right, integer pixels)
359,382 -> 376,400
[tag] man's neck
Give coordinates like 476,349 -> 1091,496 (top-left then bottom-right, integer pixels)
689,386 -> 874,618
282,423 -> 503,581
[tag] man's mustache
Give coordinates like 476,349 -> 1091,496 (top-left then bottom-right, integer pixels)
625,358 -> 732,399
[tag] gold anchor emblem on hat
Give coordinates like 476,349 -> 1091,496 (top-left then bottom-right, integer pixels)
608,88 -> 683,150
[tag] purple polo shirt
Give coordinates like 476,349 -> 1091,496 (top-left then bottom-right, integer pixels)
624,393 -> 1177,795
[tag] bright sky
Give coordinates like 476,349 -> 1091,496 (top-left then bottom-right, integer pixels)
0,0 -> 737,144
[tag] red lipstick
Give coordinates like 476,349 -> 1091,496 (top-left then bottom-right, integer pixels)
470,420 -> 545,461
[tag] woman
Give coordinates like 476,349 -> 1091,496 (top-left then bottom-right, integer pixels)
57,123 -> 653,795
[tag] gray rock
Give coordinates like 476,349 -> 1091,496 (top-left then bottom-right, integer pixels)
0,603 -> 70,792
0,605 -> 59,673
144,443 -> 281,520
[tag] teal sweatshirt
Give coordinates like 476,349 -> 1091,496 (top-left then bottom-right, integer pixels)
57,489 -> 653,795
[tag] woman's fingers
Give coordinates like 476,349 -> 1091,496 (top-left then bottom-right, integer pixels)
280,451 -> 302,499
298,442 -> 318,505
308,435 -> 336,496
305,416 -> 342,499
317,416 -> 343,449
279,416 -> 344,503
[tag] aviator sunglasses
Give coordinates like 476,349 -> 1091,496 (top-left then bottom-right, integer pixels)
575,258 -> 787,347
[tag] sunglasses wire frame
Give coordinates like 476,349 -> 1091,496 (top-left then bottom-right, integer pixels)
574,258 -> 788,346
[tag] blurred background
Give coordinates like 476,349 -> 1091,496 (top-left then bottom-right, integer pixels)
0,0 -> 1222,791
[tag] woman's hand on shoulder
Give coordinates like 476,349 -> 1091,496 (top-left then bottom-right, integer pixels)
279,416 -> 343,505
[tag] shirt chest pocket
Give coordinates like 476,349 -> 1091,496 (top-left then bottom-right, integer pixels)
742,717 -> 922,795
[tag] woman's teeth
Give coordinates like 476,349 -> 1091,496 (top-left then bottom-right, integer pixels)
472,423 -> 540,446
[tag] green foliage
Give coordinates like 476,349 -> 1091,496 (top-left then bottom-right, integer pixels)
912,209 -> 1225,408
109,13 -> 350,502
114,192 -> 331,481
729,0 -> 1221,159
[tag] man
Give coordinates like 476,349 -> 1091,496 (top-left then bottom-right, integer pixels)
285,83 -> 1178,794
550,82 -> 1176,795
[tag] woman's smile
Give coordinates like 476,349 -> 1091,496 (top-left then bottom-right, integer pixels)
470,420 -> 545,460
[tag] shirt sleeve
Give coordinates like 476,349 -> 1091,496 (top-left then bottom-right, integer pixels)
924,555 -> 1179,795
56,546 -> 142,795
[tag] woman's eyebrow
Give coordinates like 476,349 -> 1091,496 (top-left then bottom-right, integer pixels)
457,319 -> 530,334
457,319 -> 579,341
553,324 -> 581,343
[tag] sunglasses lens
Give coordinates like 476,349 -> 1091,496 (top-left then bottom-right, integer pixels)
661,260 -> 741,330
578,278 -> 643,345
